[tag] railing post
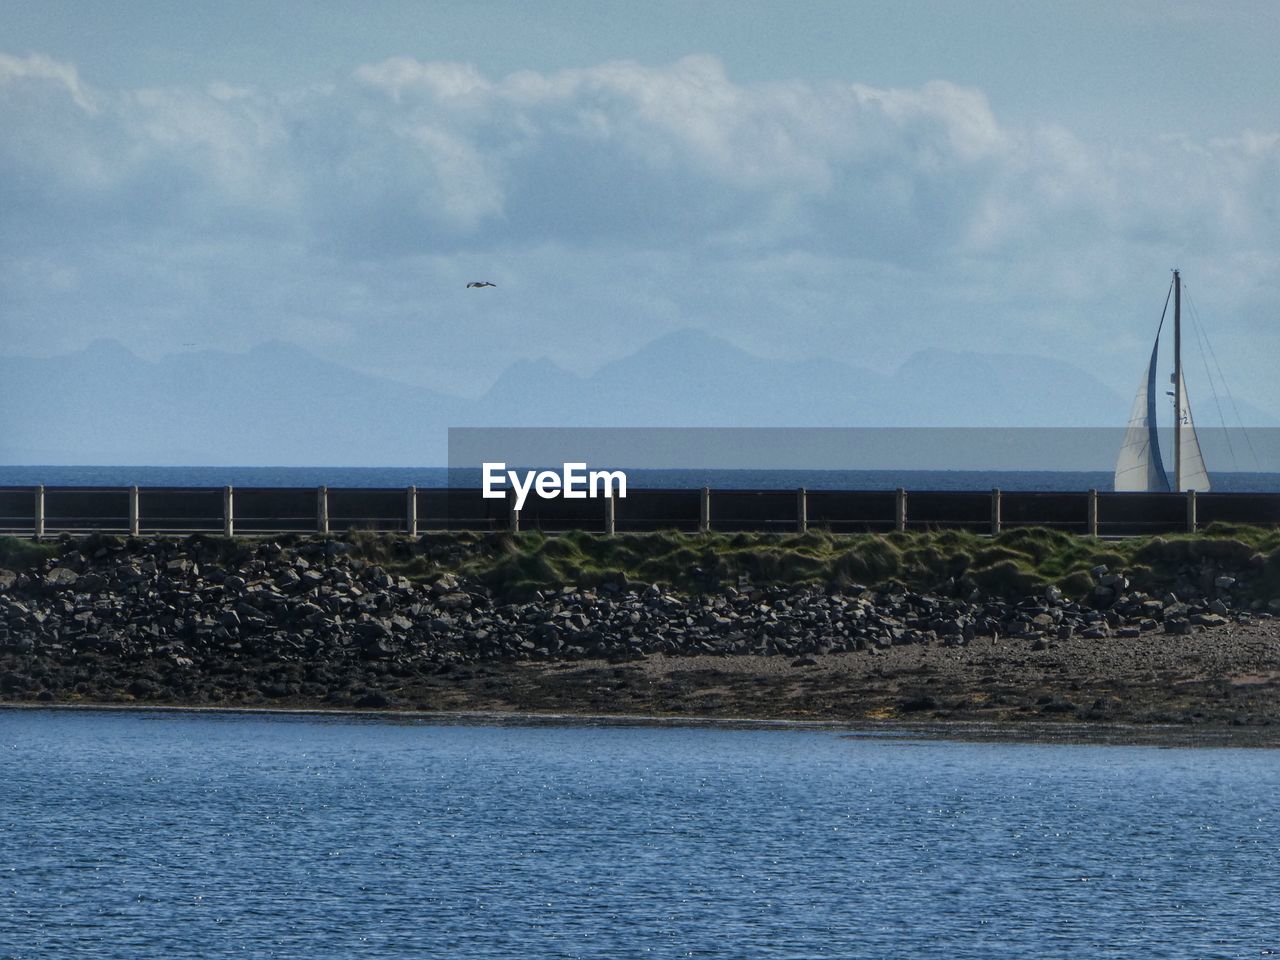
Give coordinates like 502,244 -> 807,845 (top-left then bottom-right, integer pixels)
317,486 -> 329,535
1186,489 -> 1197,532
508,488 -> 520,533
990,487 -> 1001,536
34,485 -> 45,540
1087,488 -> 1099,537
407,486 -> 418,537
129,485 -> 140,536
797,488 -> 808,533
699,487 -> 711,533
604,492 -> 616,535
895,488 -> 907,533
223,486 -> 234,538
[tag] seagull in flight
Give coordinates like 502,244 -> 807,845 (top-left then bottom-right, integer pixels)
466,281 -> 496,288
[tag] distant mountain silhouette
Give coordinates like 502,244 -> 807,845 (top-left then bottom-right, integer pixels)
890,348 -> 1125,426
1,331 -> 1271,465
470,330 -> 888,427
470,329 -> 1131,428
0,339 -> 464,465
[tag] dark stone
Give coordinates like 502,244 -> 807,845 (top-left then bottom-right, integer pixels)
1192,613 -> 1228,628
1040,699 -> 1078,714
45,568 -> 80,589
126,679 -> 157,698
899,694 -> 939,712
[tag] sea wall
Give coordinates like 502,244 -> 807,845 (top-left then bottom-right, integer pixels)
0,532 -> 1269,708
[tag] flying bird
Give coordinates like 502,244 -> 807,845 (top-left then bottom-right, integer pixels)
466,281 -> 496,288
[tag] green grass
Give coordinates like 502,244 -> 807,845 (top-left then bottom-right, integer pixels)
0,536 -> 60,569
348,524 -> 1280,601
7,525 -> 1280,601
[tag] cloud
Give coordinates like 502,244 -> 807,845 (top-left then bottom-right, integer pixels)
4,51 -> 1277,260
1,51 -> 1278,415
0,52 -> 96,111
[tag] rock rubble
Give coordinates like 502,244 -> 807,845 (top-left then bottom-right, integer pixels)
0,536 -> 1262,683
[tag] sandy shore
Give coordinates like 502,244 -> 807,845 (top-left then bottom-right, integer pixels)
6,618 -> 1280,743
392,618 -> 1280,734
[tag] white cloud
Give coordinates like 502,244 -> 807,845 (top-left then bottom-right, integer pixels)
1,51 -> 1278,414
354,58 -> 491,103
0,52 -> 96,112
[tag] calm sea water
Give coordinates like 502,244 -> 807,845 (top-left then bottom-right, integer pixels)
5,465 -> 1280,491
1,711 -> 1277,959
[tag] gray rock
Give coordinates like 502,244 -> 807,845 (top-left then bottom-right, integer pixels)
431,575 -> 460,595
437,592 -> 472,610
356,620 -> 391,640
44,567 -> 80,588
1192,613 -> 1229,628
1040,699 -> 1077,714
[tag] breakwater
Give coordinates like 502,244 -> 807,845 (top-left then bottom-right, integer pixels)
5,485 -> 1280,538
1,531 -> 1275,720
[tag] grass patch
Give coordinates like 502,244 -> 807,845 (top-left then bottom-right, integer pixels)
10,525 -> 1280,602
0,536 -> 60,569
320,525 -> 1276,600
390,525 -> 1280,600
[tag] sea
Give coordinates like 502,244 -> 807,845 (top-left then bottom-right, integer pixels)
4,471 -> 1279,957
1,710 -> 1277,959
5,465 -> 1280,491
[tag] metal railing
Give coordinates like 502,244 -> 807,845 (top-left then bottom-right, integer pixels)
2,485 -> 1277,538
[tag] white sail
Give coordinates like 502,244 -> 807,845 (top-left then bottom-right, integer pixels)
1115,339 -> 1170,492
1177,369 -> 1211,491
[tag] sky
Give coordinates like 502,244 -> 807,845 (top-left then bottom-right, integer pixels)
3,0 -> 1279,420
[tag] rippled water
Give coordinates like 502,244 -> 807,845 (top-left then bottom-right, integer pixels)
2,711 -> 1278,959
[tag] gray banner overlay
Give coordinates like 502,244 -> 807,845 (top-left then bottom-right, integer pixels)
449,427 -> 1280,473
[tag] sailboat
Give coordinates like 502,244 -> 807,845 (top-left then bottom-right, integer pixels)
1114,269 -> 1211,492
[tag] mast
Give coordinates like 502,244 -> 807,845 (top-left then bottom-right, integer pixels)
1173,268 -> 1182,491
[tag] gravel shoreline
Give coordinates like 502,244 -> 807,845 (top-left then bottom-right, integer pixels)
2,533 -> 1279,730
6,699 -> 1280,748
